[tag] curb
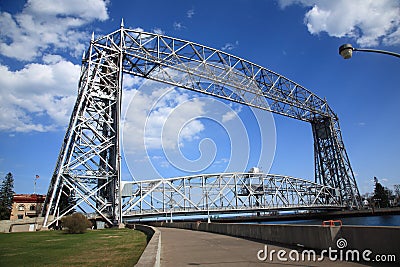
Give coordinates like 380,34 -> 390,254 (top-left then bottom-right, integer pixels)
128,224 -> 161,267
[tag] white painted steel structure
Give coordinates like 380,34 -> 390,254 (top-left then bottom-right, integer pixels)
121,172 -> 343,220
42,21 -> 360,227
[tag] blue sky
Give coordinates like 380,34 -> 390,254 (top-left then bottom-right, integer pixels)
0,0 -> 399,196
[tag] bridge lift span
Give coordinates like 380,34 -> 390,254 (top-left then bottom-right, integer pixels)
42,21 -> 361,227
121,172 -> 344,221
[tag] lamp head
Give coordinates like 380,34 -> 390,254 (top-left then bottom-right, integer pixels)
339,44 -> 354,59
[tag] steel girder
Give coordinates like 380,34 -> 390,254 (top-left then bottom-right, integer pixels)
119,30 -> 331,121
43,25 -> 361,227
121,172 -> 343,219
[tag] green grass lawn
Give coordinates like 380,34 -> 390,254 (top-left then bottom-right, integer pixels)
0,228 -> 147,267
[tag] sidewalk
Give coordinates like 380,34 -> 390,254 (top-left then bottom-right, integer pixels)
158,227 -> 366,266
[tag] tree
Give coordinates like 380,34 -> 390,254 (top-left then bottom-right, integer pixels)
61,213 -> 92,234
373,177 -> 390,208
394,185 -> 400,198
0,172 -> 15,220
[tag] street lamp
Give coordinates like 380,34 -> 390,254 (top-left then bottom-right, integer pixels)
339,43 -> 400,59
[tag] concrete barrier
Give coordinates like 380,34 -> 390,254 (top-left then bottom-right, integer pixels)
338,225 -> 400,257
0,217 -> 44,233
126,224 -> 161,267
149,222 -> 399,260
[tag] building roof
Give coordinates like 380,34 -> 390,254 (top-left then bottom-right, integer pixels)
13,194 -> 46,203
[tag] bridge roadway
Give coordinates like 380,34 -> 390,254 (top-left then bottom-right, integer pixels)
158,227 -> 366,266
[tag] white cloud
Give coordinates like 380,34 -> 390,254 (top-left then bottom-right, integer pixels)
26,0 -> 108,20
160,160 -> 170,168
187,9 -> 195,18
128,26 -> 144,32
122,84 -> 206,154
173,22 -> 185,31
0,0 -> 109,61
0,0 -> 110,132
279,0 -> 400,47
42,54 -> 64,64
145,90 -> 206,150
152,28 -> 165,35
221,41 -> 239,51
180,120 -> 204,143
214,158 -> 229,165
384,28 -> 400,46
0,58 -> 80,132
222,105 -> 242,123
122,74 -> 143,90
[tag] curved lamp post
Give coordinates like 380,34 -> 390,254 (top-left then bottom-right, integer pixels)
339,44 -> 400,59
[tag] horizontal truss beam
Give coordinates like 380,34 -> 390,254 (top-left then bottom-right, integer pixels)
121,172 -> 343,219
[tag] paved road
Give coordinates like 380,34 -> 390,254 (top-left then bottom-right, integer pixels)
158,227 -> 366,266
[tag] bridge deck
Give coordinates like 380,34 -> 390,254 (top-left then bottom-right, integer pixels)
158,227 -> 365,266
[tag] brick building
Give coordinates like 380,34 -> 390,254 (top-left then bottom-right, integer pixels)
10,194 -> 46,220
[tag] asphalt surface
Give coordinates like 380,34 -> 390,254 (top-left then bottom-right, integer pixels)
158,227 -> 367,266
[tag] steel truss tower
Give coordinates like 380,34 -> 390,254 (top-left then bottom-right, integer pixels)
42,31 -> 124,226
42,22 -> 361,227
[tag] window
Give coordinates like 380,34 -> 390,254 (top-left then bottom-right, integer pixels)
30,205 -> 36,211
17,215 -> 23,219
18,205 -> 25,211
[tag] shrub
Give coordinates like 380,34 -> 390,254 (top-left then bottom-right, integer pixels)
61,213 -> 92,234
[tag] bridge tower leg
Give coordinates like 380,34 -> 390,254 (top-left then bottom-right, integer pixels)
42,30 -> 124,227
312,117 -> 361,208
